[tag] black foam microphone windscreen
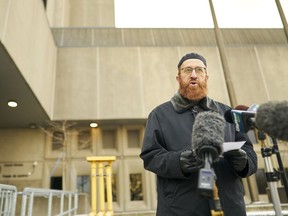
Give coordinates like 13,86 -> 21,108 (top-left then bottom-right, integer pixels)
192,111 -> 226,162
255,100 -> 288,141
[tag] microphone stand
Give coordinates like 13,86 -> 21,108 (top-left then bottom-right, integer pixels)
198,153 -> 224,216
271,138 -> 288,200
258,131 -> 283,216
210,182 -> 224,216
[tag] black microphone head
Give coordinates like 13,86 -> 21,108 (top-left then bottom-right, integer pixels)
224,105 -> 249,124
192,111 -> 226,162
255,100 -> 288,141
224,109 -> 233,123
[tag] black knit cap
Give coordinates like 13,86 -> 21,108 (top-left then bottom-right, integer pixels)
177,52 -> 207,68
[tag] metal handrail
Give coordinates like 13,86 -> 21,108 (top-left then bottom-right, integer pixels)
0,184 -> 17,216
20,187 -> 78,216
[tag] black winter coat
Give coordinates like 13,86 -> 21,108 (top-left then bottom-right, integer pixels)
140,97 -> 257,216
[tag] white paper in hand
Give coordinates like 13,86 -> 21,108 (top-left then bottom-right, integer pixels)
223,141 -> 245,152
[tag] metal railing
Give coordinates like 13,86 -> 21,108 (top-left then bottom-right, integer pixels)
0,184 -> 17,216
20,187 -> 78,216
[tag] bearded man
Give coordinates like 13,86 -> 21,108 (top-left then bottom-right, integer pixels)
140,52 -> 257,216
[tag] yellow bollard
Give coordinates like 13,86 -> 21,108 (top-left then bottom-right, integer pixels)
87,156 -> 116,216
90,161 -> 97,215
98,162 -> 105,216
105,161 -> 113,216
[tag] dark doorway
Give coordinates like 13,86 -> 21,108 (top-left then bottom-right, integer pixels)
50,176 -> 62,190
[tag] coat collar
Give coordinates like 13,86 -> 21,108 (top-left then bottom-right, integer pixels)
171,92 -> 219,113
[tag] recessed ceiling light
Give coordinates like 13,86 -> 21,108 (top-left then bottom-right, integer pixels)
29,124 -> 36,129
90,122 -> 98,128
8,101 -> 18,107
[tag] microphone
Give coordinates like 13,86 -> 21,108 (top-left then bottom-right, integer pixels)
191,111 -> 226,197
224,101 -> 288,141
224,105 -> 256,133
192,111 -> 225,162
224,105 -> 250,124
255,101 -> 288,141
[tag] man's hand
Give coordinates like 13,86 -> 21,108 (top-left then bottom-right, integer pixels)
223,149 -> 248,172
180,150 -> 203,175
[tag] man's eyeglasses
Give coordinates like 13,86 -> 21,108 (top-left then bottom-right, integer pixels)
180,67 -> 206,75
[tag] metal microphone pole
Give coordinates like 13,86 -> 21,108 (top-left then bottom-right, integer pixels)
271,137 -> 288,200
210,182 -> 224,216
197,153 -> 224,215
258,131 -> 282,216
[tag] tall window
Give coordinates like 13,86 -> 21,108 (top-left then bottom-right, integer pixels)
52,131 -> 64,151
102,129 -> 117,149
77,174 -> 118,202
105,174 -> 117,202
129,173 -> 143,201
50,176 -> 62,190
127,129 -> 141,148
77,175 -> 90,193
78,129 -> 92,150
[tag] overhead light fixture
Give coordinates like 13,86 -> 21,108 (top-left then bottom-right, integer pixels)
90,122 -> 98,128
29,124 -> 36,129
8,100 -> 18,108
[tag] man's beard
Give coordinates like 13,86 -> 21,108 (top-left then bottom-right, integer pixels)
179,78 -> 208,101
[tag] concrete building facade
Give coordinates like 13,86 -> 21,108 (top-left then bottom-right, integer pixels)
0,0 -> 288,214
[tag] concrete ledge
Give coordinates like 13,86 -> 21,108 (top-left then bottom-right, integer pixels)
246,203 -> 288,216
